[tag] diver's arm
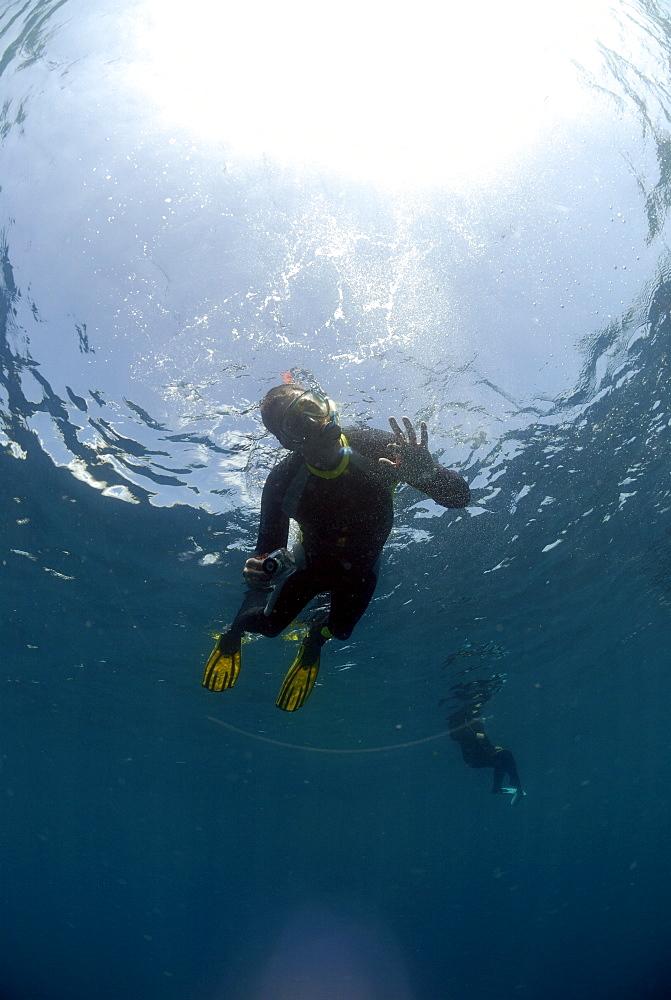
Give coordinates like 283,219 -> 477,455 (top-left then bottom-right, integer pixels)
254,463 -> 293,554
243,466 -> 291,587
412,465 -> 471,508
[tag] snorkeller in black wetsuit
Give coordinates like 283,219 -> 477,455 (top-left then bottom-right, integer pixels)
448,702 -> 526,805
203,382 -> 470,710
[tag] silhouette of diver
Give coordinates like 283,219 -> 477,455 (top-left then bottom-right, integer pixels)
447,677 -> 525,805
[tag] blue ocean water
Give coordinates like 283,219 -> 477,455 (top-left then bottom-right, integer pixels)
1,1 -> 670,998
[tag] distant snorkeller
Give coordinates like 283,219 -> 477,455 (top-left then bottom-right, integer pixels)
448,702 -> 526,805
203,379 -> 470,710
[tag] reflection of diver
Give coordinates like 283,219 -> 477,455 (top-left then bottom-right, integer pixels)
448,704 -> 526,806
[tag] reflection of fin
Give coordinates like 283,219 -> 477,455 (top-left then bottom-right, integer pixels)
276,640 -> 321,712
202,633 -> 241,691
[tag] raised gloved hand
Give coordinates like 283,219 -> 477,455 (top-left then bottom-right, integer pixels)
378,416 -> 435,485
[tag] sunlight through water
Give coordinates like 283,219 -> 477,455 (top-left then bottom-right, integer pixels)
129,0 -> 623,186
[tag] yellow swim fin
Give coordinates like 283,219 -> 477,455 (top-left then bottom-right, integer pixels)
276,645 -> 321,711
276,623 -> 330,711
202,633 -> 241,692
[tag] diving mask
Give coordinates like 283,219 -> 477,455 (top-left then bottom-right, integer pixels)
279,389 -> 339,445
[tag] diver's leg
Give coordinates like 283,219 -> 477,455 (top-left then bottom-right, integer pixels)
275,567 -> 379,712
504,752 -> 522,793
494,749 -> 526,803
491,752 -> 508,794
272,575 -> 333,711
326,566 -> 378,640
492,748 -> 519,789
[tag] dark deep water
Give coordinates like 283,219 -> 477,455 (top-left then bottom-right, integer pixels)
1,1 -> 671,998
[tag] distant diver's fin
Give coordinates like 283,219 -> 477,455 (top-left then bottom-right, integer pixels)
501,787 -> 527,806
276,624 -> 330,711
202,633 -> 241,691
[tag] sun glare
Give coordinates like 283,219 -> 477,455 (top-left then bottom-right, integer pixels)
129,0 -> 618,186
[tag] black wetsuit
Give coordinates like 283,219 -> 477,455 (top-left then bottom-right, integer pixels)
229,426 -> 470,641
449,709 -> 523,795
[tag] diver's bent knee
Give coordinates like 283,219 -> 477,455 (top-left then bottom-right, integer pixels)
261,622 -> 286,638
240,618 -> 284,639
